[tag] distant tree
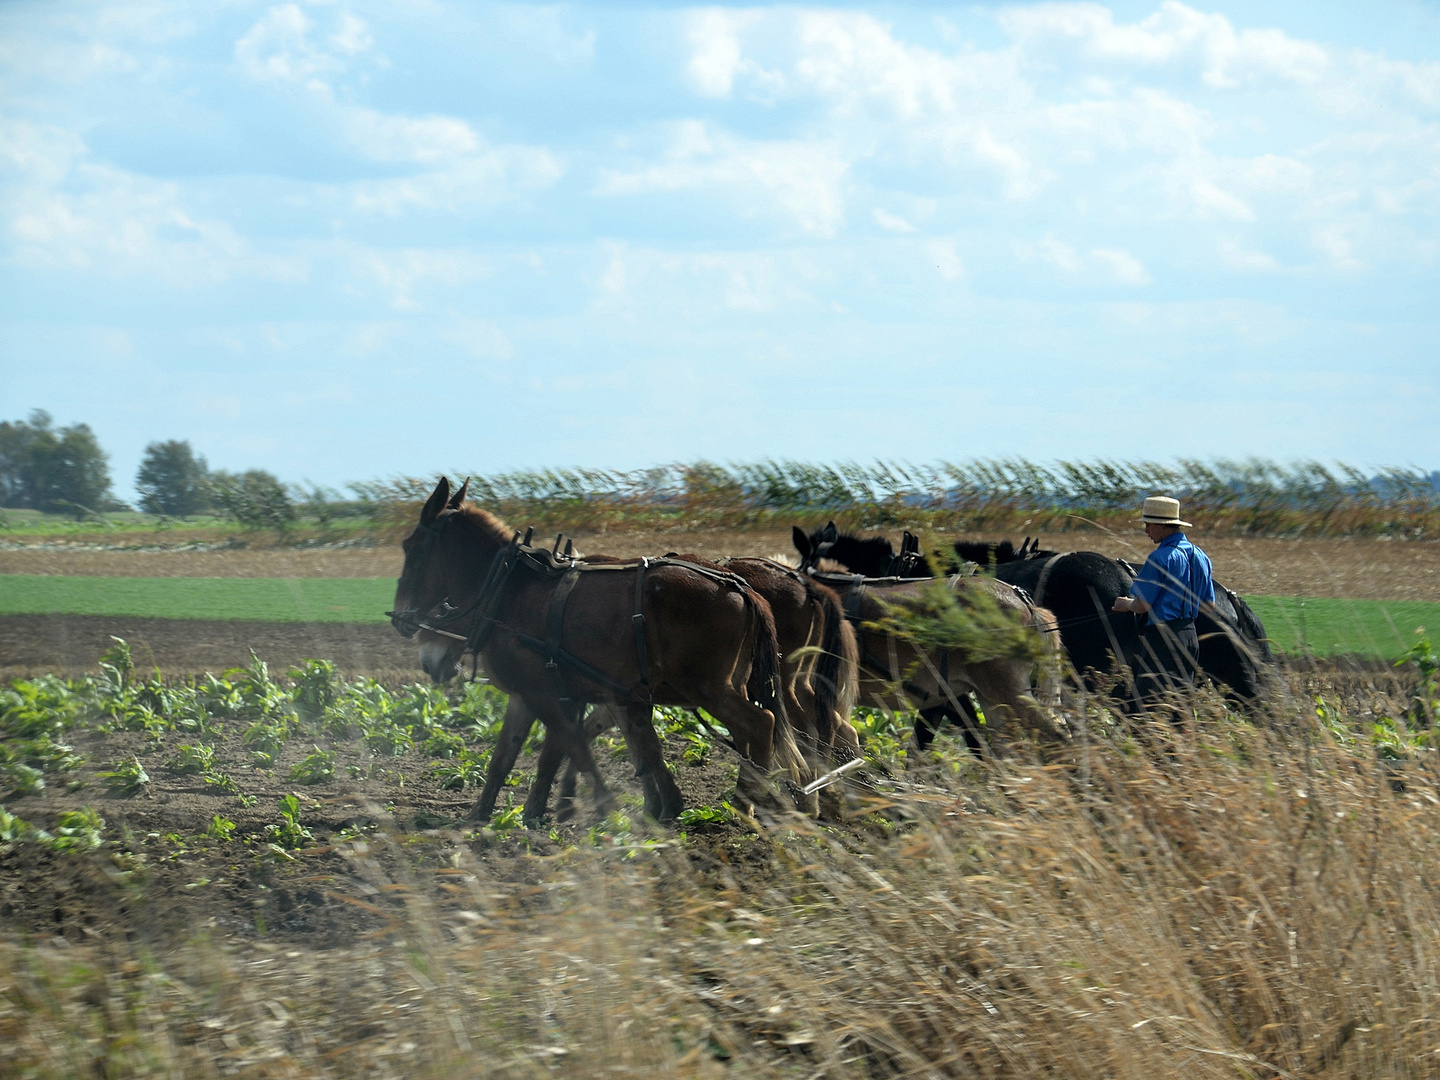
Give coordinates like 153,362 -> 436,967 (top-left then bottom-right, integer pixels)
136,440 -> 211,517
0,410 -> 114,516
211,469 -> 297,533
0,417 -> 32,506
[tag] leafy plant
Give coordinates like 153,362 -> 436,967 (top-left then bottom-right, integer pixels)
48,808 -> 105,852
0,805 -> 40,850
204,815 -> 237,841
421,730 -> 466,759
1399,633 -> 1438,727
677,803 -> 734,827
99,756 -> 150,796
3,762 -> 46,796
163,743 -> 216,776
431,748 -> 489,790
488,806 -> 524,832
288,659 -> 340,722
265,794 -> 313,849
290,747 -> 336,785
363,722 -> 412,758
242,716 -> 293,766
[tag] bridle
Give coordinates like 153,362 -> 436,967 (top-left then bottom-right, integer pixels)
386,512 -> 522,652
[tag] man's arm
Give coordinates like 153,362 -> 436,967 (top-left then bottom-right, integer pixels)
1114,553 -> 1164,614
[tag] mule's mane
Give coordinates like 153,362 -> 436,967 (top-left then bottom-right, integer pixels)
452,503 -> 515,541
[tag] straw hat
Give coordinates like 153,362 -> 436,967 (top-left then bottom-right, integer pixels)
1139,496 -> 1192,528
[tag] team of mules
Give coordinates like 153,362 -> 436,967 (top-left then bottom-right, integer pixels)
392,479 -> 1272,824
795,522 -> 1272,743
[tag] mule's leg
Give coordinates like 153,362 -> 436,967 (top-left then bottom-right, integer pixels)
971,663 -> 1069,744
916,697 -> 986,755
617,702 -> 683,822
469,696 -> 537,822
556,705 -> 624,823
523,703 -> 612,824
526,731 -> 571,826
699,690 -> 781,813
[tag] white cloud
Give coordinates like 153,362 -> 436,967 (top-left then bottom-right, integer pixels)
1038,234 -> 1083,272
359,249 -> 493,311
233,6 -> 564,204
874,208 -> 916,233
1184,174 -> 1254,220
597,121 -> 848,237
1000,2 -> 1329,88
443,315 -> 513,360
1313,226 -> 1363,270
1090,247 -> 1151,284
929,239 -> 964,281
234,4 -> 349,86
0,119 -> 302,284
1218,237 -> 1279,271
685,8 -> 753,98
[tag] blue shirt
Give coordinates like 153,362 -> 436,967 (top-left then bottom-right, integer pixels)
1131,532 -> 1214,622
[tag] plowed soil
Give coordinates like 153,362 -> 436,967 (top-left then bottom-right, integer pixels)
0,614 -> 418,681
0,716 -> 744,948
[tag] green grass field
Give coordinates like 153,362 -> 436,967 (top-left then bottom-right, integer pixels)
1243,596 -> 1436,661
0,575 -> 393,624
1,576 -> 1435,658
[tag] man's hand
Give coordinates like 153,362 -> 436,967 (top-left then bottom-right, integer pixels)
1112,595 -> 1148,614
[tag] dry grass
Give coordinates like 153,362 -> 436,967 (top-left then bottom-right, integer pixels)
6,670 -> 1440,1078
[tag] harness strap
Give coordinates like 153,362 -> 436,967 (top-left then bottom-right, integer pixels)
633,558 -> 651,691
543,567 -> 583,699
466,533 -> 522,655
507,628 -> 639,701
844,575 -> 867,621
1032,552 -> 1065,607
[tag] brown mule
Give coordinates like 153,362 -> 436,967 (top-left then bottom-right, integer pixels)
529,556 -> 863,821
813,571 -> 1068,747
390,478 -> 808,823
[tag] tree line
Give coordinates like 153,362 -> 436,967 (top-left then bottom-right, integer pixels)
0,411 -> 310,529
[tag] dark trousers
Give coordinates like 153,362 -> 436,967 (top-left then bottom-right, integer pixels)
1129,617 -> 1198,709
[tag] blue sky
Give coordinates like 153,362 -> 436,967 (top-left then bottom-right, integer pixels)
2,0 -> 1437,501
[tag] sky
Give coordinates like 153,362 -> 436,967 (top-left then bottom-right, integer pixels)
1,0 -> 1438,502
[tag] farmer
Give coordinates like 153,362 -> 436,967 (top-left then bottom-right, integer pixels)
1110,496 -> 1215,708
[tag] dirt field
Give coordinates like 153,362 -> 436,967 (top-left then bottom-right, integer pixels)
0,712 -> 738,948
0,615 -> 419,681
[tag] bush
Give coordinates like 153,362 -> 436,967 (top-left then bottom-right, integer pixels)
210,470 -> 296,533
136,440 -> 211,517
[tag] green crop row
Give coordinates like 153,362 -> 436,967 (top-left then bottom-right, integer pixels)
0,575 -> 393,623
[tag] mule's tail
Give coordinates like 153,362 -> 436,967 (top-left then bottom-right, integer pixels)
805,577 -> 861,761
1228,589 -> 1273,664
742,589 -> 809,788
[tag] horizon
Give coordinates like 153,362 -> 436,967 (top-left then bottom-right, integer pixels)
3,0 -> 1438,505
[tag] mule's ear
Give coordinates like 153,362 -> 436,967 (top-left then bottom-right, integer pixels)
421,476 -> 451,525
821,521 -> 838,542
792,525 -> 811,559
447,477 -> 470,509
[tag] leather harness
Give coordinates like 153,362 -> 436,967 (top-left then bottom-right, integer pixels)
399,525 -> 754,706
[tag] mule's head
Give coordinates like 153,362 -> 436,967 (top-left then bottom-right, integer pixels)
390,476 -> 482,683
792,521 -> 840,571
